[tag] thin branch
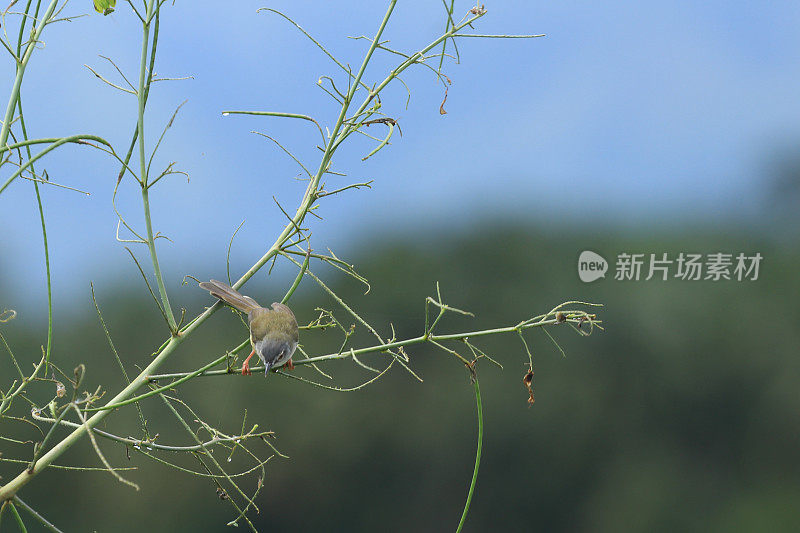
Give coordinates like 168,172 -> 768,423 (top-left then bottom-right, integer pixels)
159,394 -> 258,532
91,283 -> 150,438
31,411 -> 273,452
147,303 -> 601,380
6,501 -> 26,532
252,130 -> 313,179
0,457 -> 137,472
0,355 -> 45,415
11,90 -> 54,373
15,171 -> 90,195
0,0 -> 59,158
281,248 -> 310,304
0,134 -> 115,195
456,375 -> 482,533
145,100 -> 185,181
452,33 -> 545,38
84,63 -> 137,94
12,497 -> 64,533
136,1 -> 177,331
275,360 -> 394,392
124,247 -> 170,327
71,404 -> 140,491
226,219 -> 245,285
222,110 -> 325,145
258,7 -> 372,94
315,180 -> 373,198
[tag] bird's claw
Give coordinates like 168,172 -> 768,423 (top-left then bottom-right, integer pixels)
241,361 -> 252,376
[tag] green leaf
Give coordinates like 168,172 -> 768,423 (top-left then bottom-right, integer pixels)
93,0 -> 116,15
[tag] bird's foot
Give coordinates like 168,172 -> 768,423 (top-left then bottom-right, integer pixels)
241,360 -> 252,376
285,359 -> 294,371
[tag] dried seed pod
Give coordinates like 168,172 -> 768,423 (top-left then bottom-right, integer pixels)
523,368 -> 535,406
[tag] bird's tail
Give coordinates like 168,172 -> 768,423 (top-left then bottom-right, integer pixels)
199,279 -> 261,313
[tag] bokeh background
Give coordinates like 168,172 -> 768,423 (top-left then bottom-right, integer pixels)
2,1 -> 799,531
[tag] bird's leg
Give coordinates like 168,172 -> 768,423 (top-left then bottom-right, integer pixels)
285,359 -> 294,371
241,349 -> 255,376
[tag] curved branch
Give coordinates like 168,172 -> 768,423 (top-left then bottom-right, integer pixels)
456,376 -> 482,532
0,135 -> 114,194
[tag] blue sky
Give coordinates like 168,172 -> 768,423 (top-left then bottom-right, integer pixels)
2,1 -> 799,312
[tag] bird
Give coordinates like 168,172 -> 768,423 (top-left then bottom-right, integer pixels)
199,279 -> 299,376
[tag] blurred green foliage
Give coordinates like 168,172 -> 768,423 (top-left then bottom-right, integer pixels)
1,225 -> 798,531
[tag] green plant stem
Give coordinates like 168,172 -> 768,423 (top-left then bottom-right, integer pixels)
281,250 -> 310,304
117,0 -> 159,184
140,187 -> 176,329
7,501 -> 27,532
28,402 -> 70,472
14,1 -> 35,59
91,284 -> 149,437
0,333 -> 186,499
136,0 -> 176,331
159,394 -> 258,532
233,1 -> 397,293
0,135 -> 113,194
221,110 -> 324,143
14,93 -> 52,373
437,0 -> 456,73
0,0 -> 58,157
11,497 -> 63,533
31,410 -> 270,452
0,356 -> 45,415
80,347 -> 241,413
456,377 -> 483,533
31,174 -> 51,374
0,137 -> 91,154
334,10 -> 485,150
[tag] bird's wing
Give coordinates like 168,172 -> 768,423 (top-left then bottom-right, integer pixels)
270,303 -> 300,343
248,307 -> 271,344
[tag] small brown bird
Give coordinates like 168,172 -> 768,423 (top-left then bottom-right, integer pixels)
199,279 -> 299,376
